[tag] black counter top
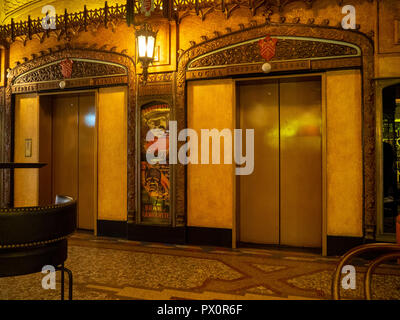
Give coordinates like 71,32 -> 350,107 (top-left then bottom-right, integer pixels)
0,163 -> 47,169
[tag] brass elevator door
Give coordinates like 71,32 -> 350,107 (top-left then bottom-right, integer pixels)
239,81 -> 280,245
239,77 -> 322,248
52,93 -> 96,230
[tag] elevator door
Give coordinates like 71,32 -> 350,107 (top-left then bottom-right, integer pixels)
239,77 -> 322,248
52,93 -> 96,230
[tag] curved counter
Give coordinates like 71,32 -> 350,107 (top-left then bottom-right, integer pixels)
0,195 -> 77,281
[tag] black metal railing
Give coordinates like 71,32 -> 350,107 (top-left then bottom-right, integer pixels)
0,2 -> 127,42
332,243 -> 400,300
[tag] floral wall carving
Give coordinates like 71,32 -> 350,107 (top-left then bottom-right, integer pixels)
189,37 -> 359,69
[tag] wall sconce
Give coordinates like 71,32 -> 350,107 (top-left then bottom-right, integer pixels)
135,23 -> 157,84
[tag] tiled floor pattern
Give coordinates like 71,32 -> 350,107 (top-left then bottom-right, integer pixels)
0,232 -> 399,300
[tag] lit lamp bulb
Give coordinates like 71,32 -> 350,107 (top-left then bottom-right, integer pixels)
135,23 -> 158,84
262,62 -> 272,73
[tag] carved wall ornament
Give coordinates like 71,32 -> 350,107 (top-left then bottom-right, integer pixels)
13,58 -> 127,85
139,72 -> 174,83
60,58 -> 74,78
188,36 -> 361,70
258,35 -> 278,61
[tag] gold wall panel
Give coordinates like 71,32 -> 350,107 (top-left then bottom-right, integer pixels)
14,93 -> 39,207
187,79 -> 235,229
98,86 -> 128,221
376,56 -> 400,78
377,0 -> 400,54
147,20 -> 177,74
326,70 -> 363,237
0,46 -> 7,88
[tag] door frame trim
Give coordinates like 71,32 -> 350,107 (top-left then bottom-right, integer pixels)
234,72 -> 327,255
374,78 -> 400,241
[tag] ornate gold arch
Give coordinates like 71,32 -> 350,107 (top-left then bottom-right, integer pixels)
176,22 -> 376,240
2,46 -> 137,215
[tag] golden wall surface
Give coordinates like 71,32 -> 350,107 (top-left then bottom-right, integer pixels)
187,79 -> 235,229
326,70 -> 363,237
375,1 -> 400,78
97,86 -> 128,221
4,0 -> 379,75
14,93 -> 39,207
376,56 -> 400,78
3,0 -> 400,238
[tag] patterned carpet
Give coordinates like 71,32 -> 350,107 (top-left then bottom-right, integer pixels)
0,232 -> 399,300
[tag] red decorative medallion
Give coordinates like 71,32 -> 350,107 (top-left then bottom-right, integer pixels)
141,0 -> 154,16
258,36 -> 278,62
60,58 -> 74,79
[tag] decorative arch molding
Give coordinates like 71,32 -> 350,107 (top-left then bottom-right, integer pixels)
374,78 -> 400,238
187,36 -> 361,71
1,47 -> 137,214
6,46 -> 134,86
176,23 -> 376,240
12,58 -> 127,86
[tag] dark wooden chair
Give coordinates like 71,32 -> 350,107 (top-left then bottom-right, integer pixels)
0,196 -> 77,300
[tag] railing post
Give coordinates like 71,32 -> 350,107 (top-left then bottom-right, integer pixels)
11,19 -> 15,42
84,5 -> 88,32
54,13 -> 57,34
104,1 -> 109,28
28,15 -> 32,40
163,0 -> 173,20
64,9 -> 68,34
